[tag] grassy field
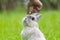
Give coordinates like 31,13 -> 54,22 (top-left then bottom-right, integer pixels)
0,10 -> 60,40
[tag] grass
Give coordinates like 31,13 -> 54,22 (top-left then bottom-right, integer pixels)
0,10 -> 60,40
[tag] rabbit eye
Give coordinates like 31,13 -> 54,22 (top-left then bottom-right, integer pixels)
32,17 -> 35,20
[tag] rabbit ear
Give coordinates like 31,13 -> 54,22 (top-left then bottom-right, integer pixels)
36,14 -> 40,19
34,13 -> 42,20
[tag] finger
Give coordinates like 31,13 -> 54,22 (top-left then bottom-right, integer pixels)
31,9 -> 38,13
36,7 -> 40,11
27,11 -> 31,15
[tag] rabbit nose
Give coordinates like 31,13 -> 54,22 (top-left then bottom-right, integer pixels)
25,18 -> 28,22
25,17 -> 30,22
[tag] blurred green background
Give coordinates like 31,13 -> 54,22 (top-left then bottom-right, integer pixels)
0,0 -> 60,40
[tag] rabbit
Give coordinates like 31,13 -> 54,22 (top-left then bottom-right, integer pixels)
21,13 -> 46,40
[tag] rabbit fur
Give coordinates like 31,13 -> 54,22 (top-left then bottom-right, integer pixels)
21,13 -> 46,40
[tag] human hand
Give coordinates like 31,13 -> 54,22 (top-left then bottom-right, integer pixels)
27,10 -> 32,15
